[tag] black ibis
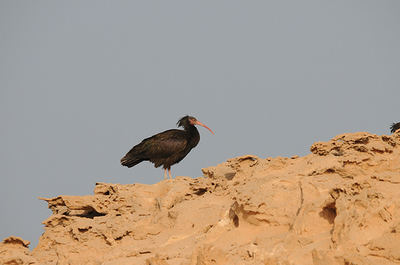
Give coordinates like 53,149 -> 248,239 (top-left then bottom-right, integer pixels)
391,122 -> 400,133
120,115 -> 214,179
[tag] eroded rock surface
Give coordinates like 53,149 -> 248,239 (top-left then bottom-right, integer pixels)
2,131 -> 400,264
0,236 -> 35,265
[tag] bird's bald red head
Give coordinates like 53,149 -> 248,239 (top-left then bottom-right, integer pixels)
177,115 -> 214,135
189,117 -> 214,135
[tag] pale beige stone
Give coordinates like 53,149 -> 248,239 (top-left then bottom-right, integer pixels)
2,131 -> 400,265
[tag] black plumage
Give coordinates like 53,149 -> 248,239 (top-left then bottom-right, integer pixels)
390,122 -> 400,133
121,115 -> 214,179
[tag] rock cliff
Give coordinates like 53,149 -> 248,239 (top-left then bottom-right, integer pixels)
1,131 -> 400,265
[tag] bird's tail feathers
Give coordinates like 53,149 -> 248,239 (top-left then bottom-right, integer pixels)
120,156 -> 144,168
391,122 -> 400,133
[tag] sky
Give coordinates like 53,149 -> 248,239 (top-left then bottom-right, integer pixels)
1,1 -> 399,248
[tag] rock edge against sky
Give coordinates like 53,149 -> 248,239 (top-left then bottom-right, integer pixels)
1,131 -> 400,265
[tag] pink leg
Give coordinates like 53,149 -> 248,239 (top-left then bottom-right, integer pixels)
168,168 -> 172,179
164,168 -> 167,180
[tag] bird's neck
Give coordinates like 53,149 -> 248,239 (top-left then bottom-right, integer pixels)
184,126 -> 200,146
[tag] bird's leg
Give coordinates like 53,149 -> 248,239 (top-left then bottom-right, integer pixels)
164,168 -> 168,180
168,168 -> 172,179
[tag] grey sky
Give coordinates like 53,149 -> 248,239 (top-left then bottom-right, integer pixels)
1,1 -> 399,248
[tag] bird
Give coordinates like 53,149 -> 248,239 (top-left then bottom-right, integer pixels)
390,122 -> 400,133
120,115 -> 214,179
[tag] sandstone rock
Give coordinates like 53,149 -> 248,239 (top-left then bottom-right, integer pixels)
0,236 -> 37,265
2,131 -> 400,264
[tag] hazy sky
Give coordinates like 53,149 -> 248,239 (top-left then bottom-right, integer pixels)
1,1 -> 399,248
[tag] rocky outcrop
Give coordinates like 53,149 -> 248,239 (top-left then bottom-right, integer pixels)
2,131 -> 400,265
0,236 -> 35,265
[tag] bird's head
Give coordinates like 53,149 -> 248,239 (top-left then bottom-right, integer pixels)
177,115 -> 214,134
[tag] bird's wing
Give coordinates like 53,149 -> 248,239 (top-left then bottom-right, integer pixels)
141,130 -> 188,158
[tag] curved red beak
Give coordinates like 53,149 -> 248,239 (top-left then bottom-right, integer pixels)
194,120 -> 214,135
